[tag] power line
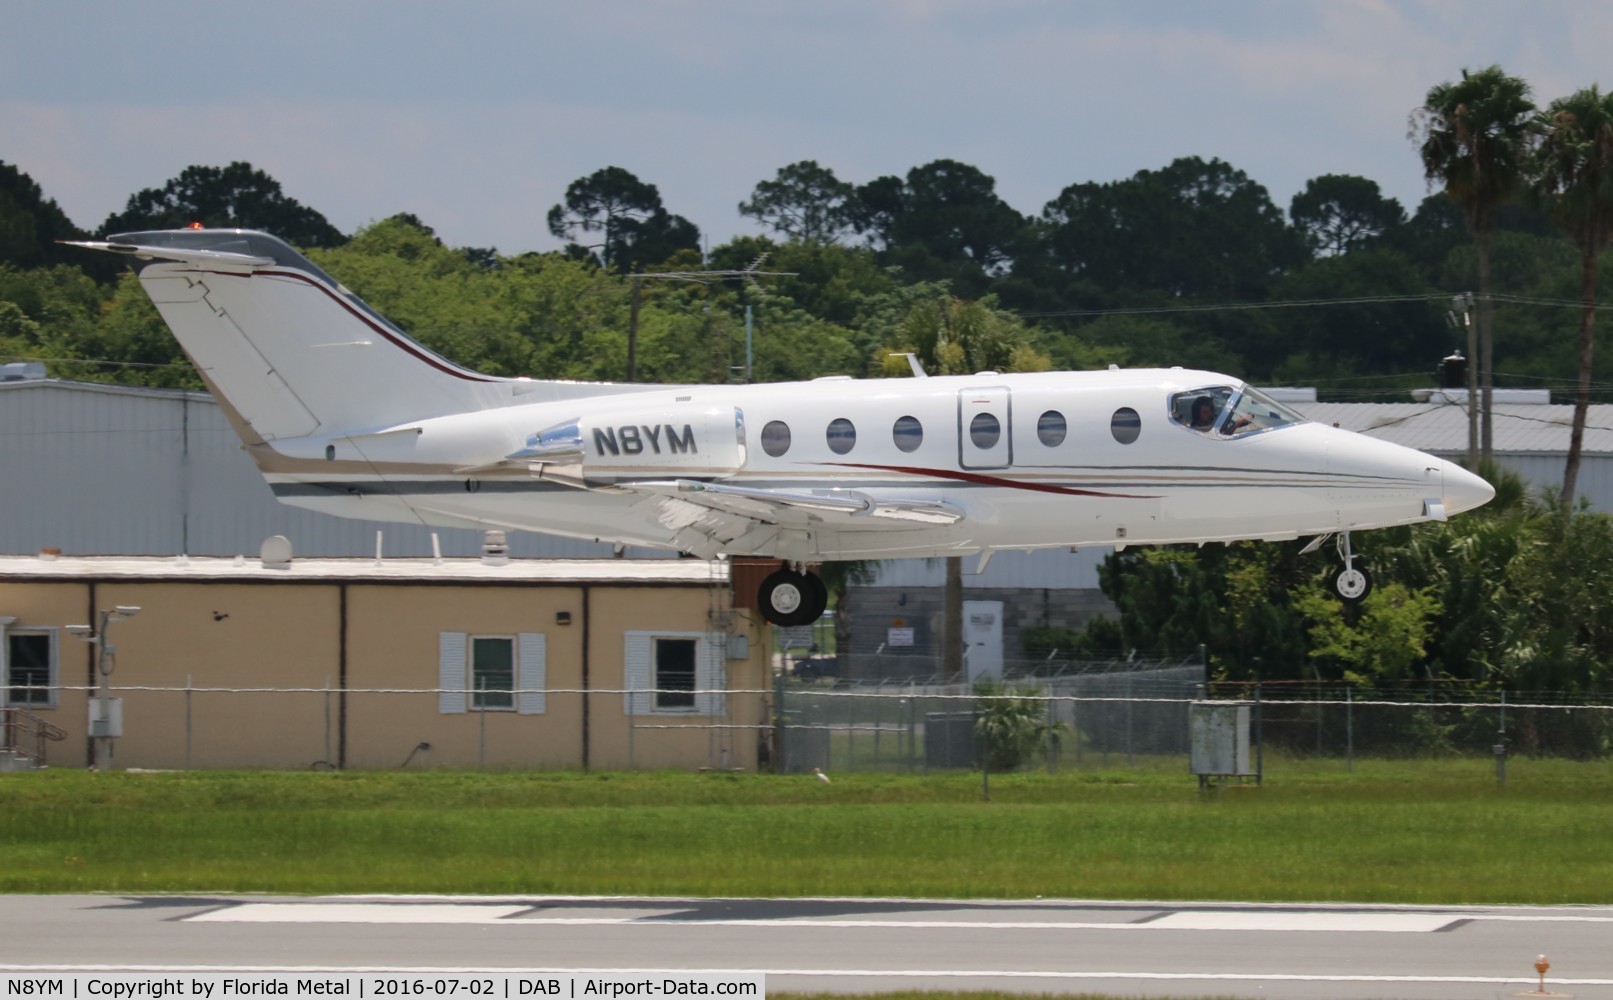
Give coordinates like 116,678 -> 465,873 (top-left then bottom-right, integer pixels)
1021,292 -> 1613,320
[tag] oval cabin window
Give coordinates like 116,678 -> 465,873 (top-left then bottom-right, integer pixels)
892,415 -> 923,453
1110,407 -> 1142,445
826,418 -> 857,455
760,420 -> 792,457
1037,410 -> 1067,447
969,413 -> 1000,449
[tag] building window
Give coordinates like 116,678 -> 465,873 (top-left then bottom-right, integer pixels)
438,632 -> 546,715
969,412 -> 1001,449
1037,410 -> 1067,447
760,420 -> 791,457
471,636 -> 515,710
5,630 -> 56,708
624,631 -> 722,717
826,418 -> 857,455
1111,407 -> 1142,445
654,638 -> 697,710
892,415 -> 923,453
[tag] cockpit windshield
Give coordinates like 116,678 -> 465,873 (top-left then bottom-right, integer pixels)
1170,385 -> 1305,437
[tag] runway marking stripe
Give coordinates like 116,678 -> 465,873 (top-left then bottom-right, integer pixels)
2,965 -> 1610,987
1144,911 -> 1455,932
187,903 -> 529,924
188,902 -> 1535,933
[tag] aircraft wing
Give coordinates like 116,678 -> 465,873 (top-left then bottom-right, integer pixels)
668,480 -> 964,525
612,479 -> 965,557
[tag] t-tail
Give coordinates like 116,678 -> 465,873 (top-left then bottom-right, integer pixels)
66,228 -> 642,450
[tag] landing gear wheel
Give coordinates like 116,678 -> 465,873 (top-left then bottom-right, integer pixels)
759,569 -> 827,626
1331,564 -> 1372,603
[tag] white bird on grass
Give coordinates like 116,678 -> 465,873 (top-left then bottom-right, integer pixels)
813,767 -> 831,783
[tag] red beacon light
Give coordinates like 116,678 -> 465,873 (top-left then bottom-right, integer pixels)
186,221 -> 204,230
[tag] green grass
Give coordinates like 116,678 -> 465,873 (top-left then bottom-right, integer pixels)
1,759 -> 1610,902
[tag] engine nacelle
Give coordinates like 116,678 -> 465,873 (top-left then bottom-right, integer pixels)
512,404 -> 745,484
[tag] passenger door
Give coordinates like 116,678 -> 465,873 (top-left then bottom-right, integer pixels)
958,386 -> 1011,469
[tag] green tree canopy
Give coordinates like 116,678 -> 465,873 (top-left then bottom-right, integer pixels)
0,160 -> 88,271
739,161 -> 857,244
546,166 -> 699,273
852,160 -> 1027,295
100,161 -> 345,248
1040,156 -> 1304,301
1289,174 -> 1406,256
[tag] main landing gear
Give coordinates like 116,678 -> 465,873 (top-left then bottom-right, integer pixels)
758,563 -> 828,627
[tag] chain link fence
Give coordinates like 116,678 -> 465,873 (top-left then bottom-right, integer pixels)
775,669 -> 1613,776
775,660 -> 1208,773
14,676 -> 1613,774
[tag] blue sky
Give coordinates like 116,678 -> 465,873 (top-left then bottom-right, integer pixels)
4,1 -> 1608,255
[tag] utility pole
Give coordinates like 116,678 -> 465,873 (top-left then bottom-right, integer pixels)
1447,292 -> 1477,467
625,257 -> 795,382
67,605 -> 141,770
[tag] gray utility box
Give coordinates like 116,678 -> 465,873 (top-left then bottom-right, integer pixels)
1189,702 -> 1253,777
924,712 -> 979,769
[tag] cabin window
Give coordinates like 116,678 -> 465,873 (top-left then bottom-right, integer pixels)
1110,407 -> 1142,445
827,418 -> 857,455
760,420 -> 791,457
1037,410 -> 1066,447
892,415 -> 923,452
969,413 -> 1000,449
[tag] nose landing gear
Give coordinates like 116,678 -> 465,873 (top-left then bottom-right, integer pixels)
1329,532 -> 1372,603
1302,532 -> 1373,603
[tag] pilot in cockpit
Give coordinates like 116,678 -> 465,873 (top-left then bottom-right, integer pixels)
1189,393 -> 1253,436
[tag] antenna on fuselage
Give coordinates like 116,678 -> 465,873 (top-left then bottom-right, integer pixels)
889,353 -> 928,378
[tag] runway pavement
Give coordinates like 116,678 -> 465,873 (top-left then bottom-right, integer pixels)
1,894 -> 1609,999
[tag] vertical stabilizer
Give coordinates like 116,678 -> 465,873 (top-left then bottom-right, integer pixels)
72,229 -> 506,440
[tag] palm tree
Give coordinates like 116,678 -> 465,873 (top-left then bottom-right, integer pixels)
1412,66 -> 1536,462
888,296 -> 1051,680
1533,85 -> 1613,505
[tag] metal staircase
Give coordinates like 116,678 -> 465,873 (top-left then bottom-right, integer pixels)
1,707 -> 68,770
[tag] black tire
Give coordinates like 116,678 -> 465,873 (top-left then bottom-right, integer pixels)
1331,564 -> 1373,603
807,572 -> 828,617
759,569 -> 826,626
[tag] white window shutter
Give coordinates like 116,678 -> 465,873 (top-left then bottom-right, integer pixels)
46,628 -> 60,707
438,632 -> 467,714
0,621 -> 9,702
517,633 -> 546,715
623,632 -> 652,715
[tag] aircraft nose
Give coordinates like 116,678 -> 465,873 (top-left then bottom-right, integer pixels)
1442,461 -> 1496,515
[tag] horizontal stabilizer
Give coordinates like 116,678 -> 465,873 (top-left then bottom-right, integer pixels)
61,240 -> 275,269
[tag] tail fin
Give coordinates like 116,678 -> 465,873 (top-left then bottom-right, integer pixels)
71,229 -> 508,440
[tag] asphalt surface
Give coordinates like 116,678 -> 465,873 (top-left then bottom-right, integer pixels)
1,894 -> 1609,999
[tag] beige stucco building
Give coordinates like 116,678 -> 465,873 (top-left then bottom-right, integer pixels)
0,553 -> 770,771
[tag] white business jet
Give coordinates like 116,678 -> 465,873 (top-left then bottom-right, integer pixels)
70,229 -> 1493,625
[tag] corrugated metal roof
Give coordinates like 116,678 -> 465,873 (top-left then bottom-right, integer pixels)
0,378 -> 208,403
0,380 -> 661,559
0,553 -> 725,584
1295,401 -> 1613,455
